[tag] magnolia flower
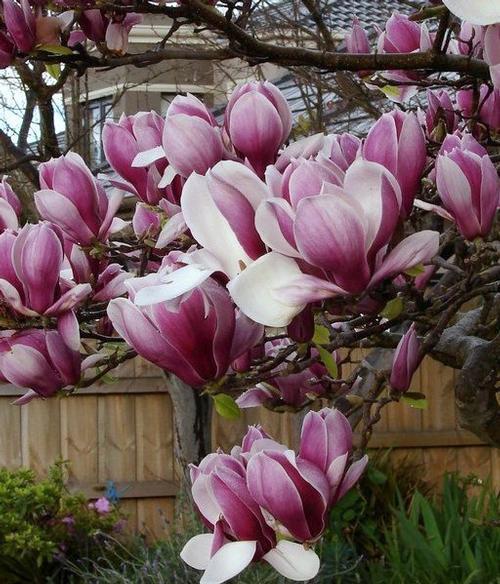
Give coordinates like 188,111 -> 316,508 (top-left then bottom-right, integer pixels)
376,13 -> 433,102
457,22 -> 485,58
457,85 -> 500,133
363,110 -> 426,216
180,160 -> 270,279
182,408 -> 366,583
0,329 -> 81,404
237,340 -> 333,409
132,203 -> 161,239
0,176 -> 21,232
78,9 -> 142,54
0,225 -> 91,348
345,18 -> 370,54
390,325 -> 421,392
92,264 -> 133,302
484,25 -> 500,88
224,81 -> 292,177
424,89 -> 459,138
0,32 -> 15,69
107,268 -> 263,387
378,13 -> 432,54
441,1 -> 500,26
2,0 -> 36,53
103,111 -> 185,205
435,139 -> 499,240
161,94 -> 224,182
231,159 -> 439,326
35,153 -> 123,245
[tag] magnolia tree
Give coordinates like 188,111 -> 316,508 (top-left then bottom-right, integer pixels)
0,0 -> 499,581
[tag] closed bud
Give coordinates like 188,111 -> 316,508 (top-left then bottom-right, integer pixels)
390,325 -> 421,392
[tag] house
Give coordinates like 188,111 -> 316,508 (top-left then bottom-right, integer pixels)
65,0 -> 416,168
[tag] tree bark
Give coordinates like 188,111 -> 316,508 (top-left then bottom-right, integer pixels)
434,304 -> 500,446
164,373 -> 212,479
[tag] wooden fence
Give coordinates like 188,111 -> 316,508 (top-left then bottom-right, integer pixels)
0,354 -> 498,540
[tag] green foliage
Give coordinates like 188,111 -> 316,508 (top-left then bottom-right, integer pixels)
213,393 -> 241,419
326,450 -> 430,560
63,461 -> 500,584
364,474 -> 500,584
0,462 -> 124,583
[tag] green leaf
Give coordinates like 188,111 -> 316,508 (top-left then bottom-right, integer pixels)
401,392 -> 428,409
37,44 -> 74,55
404,263 -> 425,277
213,393 -> 241,420
368,467 -> 387,485
380,85 -> 402,100
380,296 -> 403,320
315,344 -> 338,379
45,62 -> 60,80
312,324 -> 330,345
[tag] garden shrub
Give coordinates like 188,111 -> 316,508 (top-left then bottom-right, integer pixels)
0,462 -> 125,584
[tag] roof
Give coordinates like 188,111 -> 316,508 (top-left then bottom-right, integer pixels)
252,0 -> 420,35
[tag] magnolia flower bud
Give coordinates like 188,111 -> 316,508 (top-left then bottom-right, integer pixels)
390,325 -> 421,392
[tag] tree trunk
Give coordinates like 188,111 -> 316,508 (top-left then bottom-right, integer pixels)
163,373 -> 212,479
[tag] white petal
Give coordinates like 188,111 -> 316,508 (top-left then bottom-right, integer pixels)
132,146 -> 166,167
442,0 -> 500,25
263,541 -> 320,581
158,165 -> 177,188
200,541 -> 257,584
181,172 -> 252,278
134,264 -> 214,306
156,212 -> 187,248
227,252 -> 305,327
110,217 -> 130,233
180,534 -> 214,571
414,199 -> 454,222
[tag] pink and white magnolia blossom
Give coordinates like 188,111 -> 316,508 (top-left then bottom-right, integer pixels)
132,203 -> 162,239
375,12 -> 433,102
0,225 -> 91,348
224,81 -> 293,177
182,408 -> 367,583
230,159 -> 439,326
237,339 -> 334,409
0,176 -> 21,231
78,9 -> 142,54
390,324 -> 421,392
159,93 -> 224,183
484,25 -> 500,88
457,22 -> 485,58
424,89 -> 459,138
345,18 -> 370,54
363,110 -> 427,216
107,260 -> 263,387
457,85 -> 500,133
103,111 -> 185,206
2,0 -> 36,53
179,160 -> 270,279
35,153 -> 123,246
441,0 -> 500,26
435,137 -> 499,240
0,329 -> 81,404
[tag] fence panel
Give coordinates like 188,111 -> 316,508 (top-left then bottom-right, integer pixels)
0,356 -> 497,540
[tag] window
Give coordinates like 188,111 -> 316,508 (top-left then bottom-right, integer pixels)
86,96 -> 114,168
